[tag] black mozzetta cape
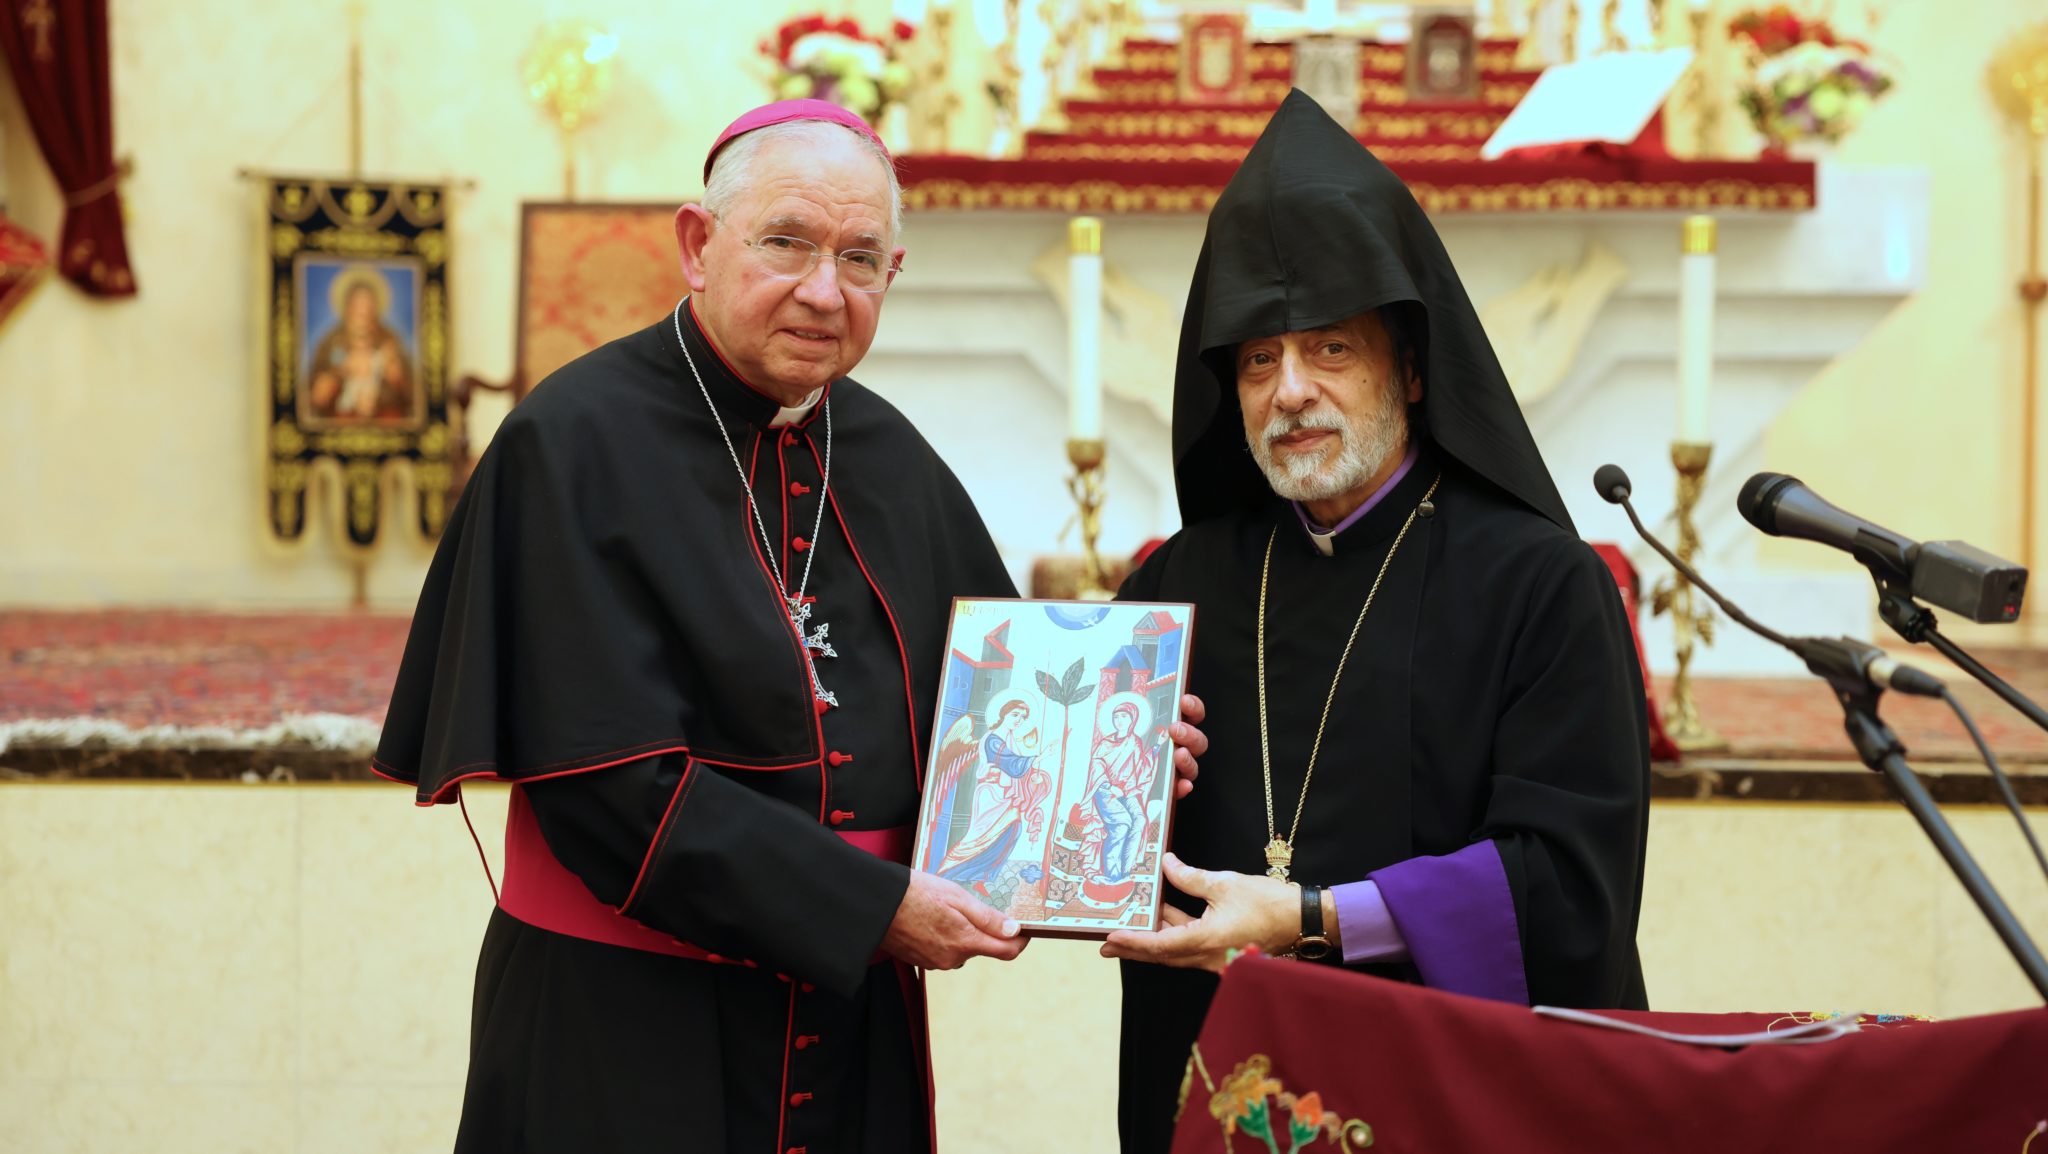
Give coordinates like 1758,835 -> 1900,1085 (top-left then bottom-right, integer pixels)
375,304 -> 1014,1153
1116,93 -> 1651,1153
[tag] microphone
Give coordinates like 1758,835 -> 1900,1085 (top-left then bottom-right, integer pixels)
1738,472 -> 2026,624
1595,465 -> 1944,698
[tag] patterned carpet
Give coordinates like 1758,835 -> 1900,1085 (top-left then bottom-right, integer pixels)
0,610 -> 410,731
2,609 -> 2045,765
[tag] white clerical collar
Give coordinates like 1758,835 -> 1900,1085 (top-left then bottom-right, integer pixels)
1293,445 -> 1421,557
768,387 -> 825,428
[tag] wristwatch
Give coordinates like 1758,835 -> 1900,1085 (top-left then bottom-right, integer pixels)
1289,884 -> 1333,961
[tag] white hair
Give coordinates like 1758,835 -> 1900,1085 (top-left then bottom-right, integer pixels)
702,118 -> 903,242
1248,377 -> 1409,504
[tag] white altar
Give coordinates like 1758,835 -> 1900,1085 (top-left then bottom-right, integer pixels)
868,162 -> 1929,675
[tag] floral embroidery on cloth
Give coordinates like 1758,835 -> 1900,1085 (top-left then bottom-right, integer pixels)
1183,1048 -> 1376,1153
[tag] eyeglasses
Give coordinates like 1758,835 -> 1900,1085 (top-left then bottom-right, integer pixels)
741,234 -> 898,294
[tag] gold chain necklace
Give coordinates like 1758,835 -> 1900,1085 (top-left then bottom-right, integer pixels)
1257,475 -> 1441,881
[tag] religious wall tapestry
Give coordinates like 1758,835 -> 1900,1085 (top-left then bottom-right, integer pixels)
913,598 -> 1195,937
261,176 -> 452,547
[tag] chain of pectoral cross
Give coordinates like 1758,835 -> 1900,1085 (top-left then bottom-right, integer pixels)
671,299 -> 839,706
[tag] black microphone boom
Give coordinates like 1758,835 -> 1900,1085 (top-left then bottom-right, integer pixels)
1595,465 -> 1790,651
1594,466 -> 1941,697
1594,463 -> 2048,999
1738,473 -> 2026,624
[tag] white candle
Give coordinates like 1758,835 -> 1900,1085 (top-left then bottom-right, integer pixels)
1069,216 -> 1104,442
1677,215 -> 1716,443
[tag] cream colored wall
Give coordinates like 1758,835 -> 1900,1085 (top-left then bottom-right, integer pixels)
1,0 -> 2040,607
0,0 -> 891,607
1762,0 -> 2045,574
3,782 -> 2044,1153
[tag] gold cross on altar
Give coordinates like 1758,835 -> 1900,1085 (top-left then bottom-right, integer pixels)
22,0 -> 56,62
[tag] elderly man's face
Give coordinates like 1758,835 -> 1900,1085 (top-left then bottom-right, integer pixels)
1235,309 -> 1419,504
680,131 -> 900,403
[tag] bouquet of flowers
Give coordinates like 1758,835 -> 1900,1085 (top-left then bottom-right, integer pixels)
760,14 -> 917,125
1728,5 -> 1894,151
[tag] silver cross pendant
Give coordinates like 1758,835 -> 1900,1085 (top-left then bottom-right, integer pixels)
787,601 -> 838,706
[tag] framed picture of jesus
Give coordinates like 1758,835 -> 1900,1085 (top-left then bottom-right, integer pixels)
911,598 -> 1196,937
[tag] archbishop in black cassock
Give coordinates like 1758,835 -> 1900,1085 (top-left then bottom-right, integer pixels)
375,102 -> 1027,1153
1104,91 -> 1651,1153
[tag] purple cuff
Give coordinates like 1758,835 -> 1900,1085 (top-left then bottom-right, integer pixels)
1330,880 -> 1409,964
1367,841 -> 1530,1005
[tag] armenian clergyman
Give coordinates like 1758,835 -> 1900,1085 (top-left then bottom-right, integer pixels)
1101,91 -> 1652,1153
375,100 -> 1205,1153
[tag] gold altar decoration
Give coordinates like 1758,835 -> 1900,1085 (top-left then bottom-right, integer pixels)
1036,0 -> 1081,133
1066,437 -> 1111,599
916,2 -> 960,151
987,0 -> 1027,157
1652,441 -> 1726,753
1989,22 -> 2048,593
522,20 -> 619,200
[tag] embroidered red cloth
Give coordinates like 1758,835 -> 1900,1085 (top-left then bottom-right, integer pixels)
1171,956 -> 2048,1153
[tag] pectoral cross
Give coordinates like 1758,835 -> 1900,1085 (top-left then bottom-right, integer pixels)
802,620 -> 837,660
23,0 -> 56,62
788,599 -> 838,706
1263,837 -> 1293,881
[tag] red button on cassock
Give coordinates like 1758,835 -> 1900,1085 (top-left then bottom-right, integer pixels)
829,809 -> 855,826
792,537 -> 810,552
827,750 -> 853,767
794,1034 -> 820,1050
790,482 -> 811,496
789,1092 -> 813,1107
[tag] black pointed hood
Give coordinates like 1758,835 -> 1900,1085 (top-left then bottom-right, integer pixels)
1172,89 -> 1572,531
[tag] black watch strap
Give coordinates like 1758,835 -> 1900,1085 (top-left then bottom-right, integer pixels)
1300,884 -> 1324,938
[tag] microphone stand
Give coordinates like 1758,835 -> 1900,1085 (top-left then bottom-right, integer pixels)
1605,473 -> 2048,1000
1867,566 -> 2048,734
1817,659 -> 2048,1001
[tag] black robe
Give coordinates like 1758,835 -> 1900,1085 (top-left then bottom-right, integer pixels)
374,303 -> 1015,1153
1115,452 -> 1651,1151
1114,91 -> 1650,1153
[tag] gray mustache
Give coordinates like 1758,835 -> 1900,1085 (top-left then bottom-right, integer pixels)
1260,411 -> 1347,445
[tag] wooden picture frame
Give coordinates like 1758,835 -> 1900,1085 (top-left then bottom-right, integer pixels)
912,598 -> 1196,938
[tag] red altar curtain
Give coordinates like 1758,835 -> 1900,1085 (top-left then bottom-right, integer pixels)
0,0 -> 135,296
1173,956 -> 2048,1153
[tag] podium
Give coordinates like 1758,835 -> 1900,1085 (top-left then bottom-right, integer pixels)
1170,956 -> 2048,1153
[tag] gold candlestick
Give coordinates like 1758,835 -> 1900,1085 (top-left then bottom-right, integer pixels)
1066,437 -> 1110,599
1989,23 -> 2048,611
1652,440 -> 1726,752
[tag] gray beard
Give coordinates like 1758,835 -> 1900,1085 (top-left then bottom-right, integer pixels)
1248,397 -> 1407,505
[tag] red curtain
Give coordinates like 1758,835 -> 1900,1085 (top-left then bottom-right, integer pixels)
0,0 -> 134,296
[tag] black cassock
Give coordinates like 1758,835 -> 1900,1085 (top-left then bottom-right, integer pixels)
375,302 -> 1013,1153
1114,92 -> 1651,1153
